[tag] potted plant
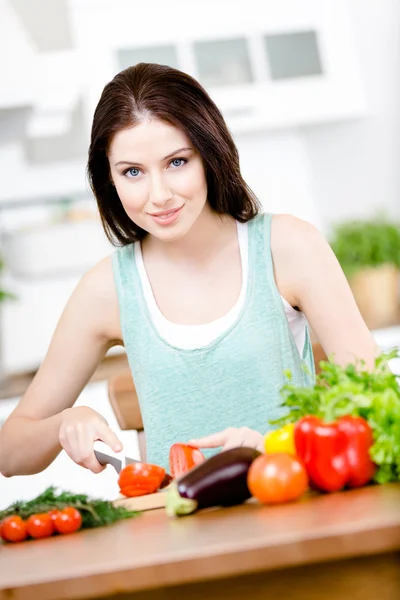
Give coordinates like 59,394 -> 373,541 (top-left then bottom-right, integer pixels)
330,218 -> 400,329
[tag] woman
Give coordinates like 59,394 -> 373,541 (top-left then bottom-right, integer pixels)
0,63 -> 378,475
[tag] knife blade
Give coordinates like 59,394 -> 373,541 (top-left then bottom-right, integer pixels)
93,440 -> 140,474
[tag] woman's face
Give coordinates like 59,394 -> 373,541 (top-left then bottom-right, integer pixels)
108,118 -> 208,242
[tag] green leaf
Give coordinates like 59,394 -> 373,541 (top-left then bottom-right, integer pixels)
329,217 -> 400,277
271,349 -> 400,482
0,487 -> 139,527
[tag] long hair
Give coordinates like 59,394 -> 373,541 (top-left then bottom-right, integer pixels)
87,63 -> 260,245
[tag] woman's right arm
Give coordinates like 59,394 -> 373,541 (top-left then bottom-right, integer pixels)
0,256 -> 123,477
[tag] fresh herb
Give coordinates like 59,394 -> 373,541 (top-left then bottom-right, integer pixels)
329,218 -> 400,278
0,487 -> 139,528
271,350 -> 400,484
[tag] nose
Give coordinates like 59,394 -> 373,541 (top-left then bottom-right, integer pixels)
148,173 -> 173,207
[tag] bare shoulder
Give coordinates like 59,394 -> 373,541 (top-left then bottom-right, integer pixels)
270,213 -> 325,257
81,254 -> 115,297
71,254 -> 122,343
270,214 -> 327,305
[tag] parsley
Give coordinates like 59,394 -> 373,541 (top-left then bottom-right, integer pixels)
0,487 -> 138,528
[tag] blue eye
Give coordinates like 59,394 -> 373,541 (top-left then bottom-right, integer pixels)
170,158 -> 187,168
125,167 -> 140,178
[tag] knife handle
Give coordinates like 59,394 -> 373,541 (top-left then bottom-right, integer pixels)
93,440 -> 123,473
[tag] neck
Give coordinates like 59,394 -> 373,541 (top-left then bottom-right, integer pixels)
144,207 -> 237,265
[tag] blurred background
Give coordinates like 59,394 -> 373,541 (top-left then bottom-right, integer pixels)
0,0 -> 400,505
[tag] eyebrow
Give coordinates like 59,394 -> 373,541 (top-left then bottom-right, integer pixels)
114,147 -> 193,168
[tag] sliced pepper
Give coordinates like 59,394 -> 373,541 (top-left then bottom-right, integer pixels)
169,444 -> 205,479
118,463 -> 166,497
264,423 -> 296,455
294,415 -> 376,492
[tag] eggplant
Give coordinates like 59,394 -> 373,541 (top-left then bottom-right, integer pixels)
165,446 -> 261,517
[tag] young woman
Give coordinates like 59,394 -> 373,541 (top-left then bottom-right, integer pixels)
0,63 -> 378,475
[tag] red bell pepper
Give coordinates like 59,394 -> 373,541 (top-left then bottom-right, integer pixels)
294,415 -> 376,492
169,443 -> 205,479
118,463 -> 166,497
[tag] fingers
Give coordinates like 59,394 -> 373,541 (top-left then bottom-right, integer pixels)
221,428 -> 246,451
79,452 -> 106,474
255,436 -> 265,453
188,431 -> 229,449
62,422 -> 103,474
60,418 -> 122,474
96,421 -> 123,453
189,428 -> 264,453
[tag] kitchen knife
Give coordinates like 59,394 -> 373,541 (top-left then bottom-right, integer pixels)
93,440 -> 140,474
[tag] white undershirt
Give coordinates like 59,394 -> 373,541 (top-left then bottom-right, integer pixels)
134,222 -> 306,354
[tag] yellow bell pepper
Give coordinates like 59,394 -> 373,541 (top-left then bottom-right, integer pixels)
264,423 -> 296,455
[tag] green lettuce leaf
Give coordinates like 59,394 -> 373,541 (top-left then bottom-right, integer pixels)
271,349 -> 400,483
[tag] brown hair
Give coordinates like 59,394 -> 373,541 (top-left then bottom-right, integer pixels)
87,63 -> 260,245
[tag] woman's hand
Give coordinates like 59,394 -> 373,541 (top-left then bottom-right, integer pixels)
189,427 -> 264,453
59,406 -> 123,473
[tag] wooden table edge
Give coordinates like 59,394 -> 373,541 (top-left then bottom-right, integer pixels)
2,520 -> 400,600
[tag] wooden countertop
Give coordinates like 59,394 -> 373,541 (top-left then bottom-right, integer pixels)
1,483 -> 400,600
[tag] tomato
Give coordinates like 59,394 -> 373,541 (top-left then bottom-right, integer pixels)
169,444 -> 205,479
1,515 -> 28,543
53,507 -> 82,535
264,424 -> 296,455
247,453 -> 309,505
48,509 -> 61,523
26,513 -> 54,539
118,462 -> 166,497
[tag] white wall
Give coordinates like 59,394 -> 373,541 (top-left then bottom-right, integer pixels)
1,0 -> 398,221
236,130 -> 320,227
1,0 -> 400,373
303,0 -> 400,230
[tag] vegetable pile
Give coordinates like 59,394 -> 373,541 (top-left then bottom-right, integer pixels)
166,349 -> 400,518
271,349 -> 400,484
0,487 -> 137,543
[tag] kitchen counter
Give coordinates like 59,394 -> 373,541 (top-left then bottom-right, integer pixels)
1,483 -> 400,600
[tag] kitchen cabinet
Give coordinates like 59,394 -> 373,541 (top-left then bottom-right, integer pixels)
67,0 -> 367,140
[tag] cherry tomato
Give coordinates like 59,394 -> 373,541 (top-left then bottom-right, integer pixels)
247,453 -> 309,505
54,507 -> 82,535
169,444 -> 205,479
118,463 -> 166,497
26,513 -> 54,539
1,515 -> 28,543
48,509 -> 61,523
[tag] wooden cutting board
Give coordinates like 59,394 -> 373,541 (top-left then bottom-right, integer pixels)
113,490 -> 168,511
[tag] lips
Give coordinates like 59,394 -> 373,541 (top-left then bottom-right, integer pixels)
149,205 -> 184,226
150,207 -> 182,218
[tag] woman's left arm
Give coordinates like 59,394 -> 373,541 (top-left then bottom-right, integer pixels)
271,214 -> 380,368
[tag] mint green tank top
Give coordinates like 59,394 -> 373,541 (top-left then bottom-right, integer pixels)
112,213 -> 315,470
